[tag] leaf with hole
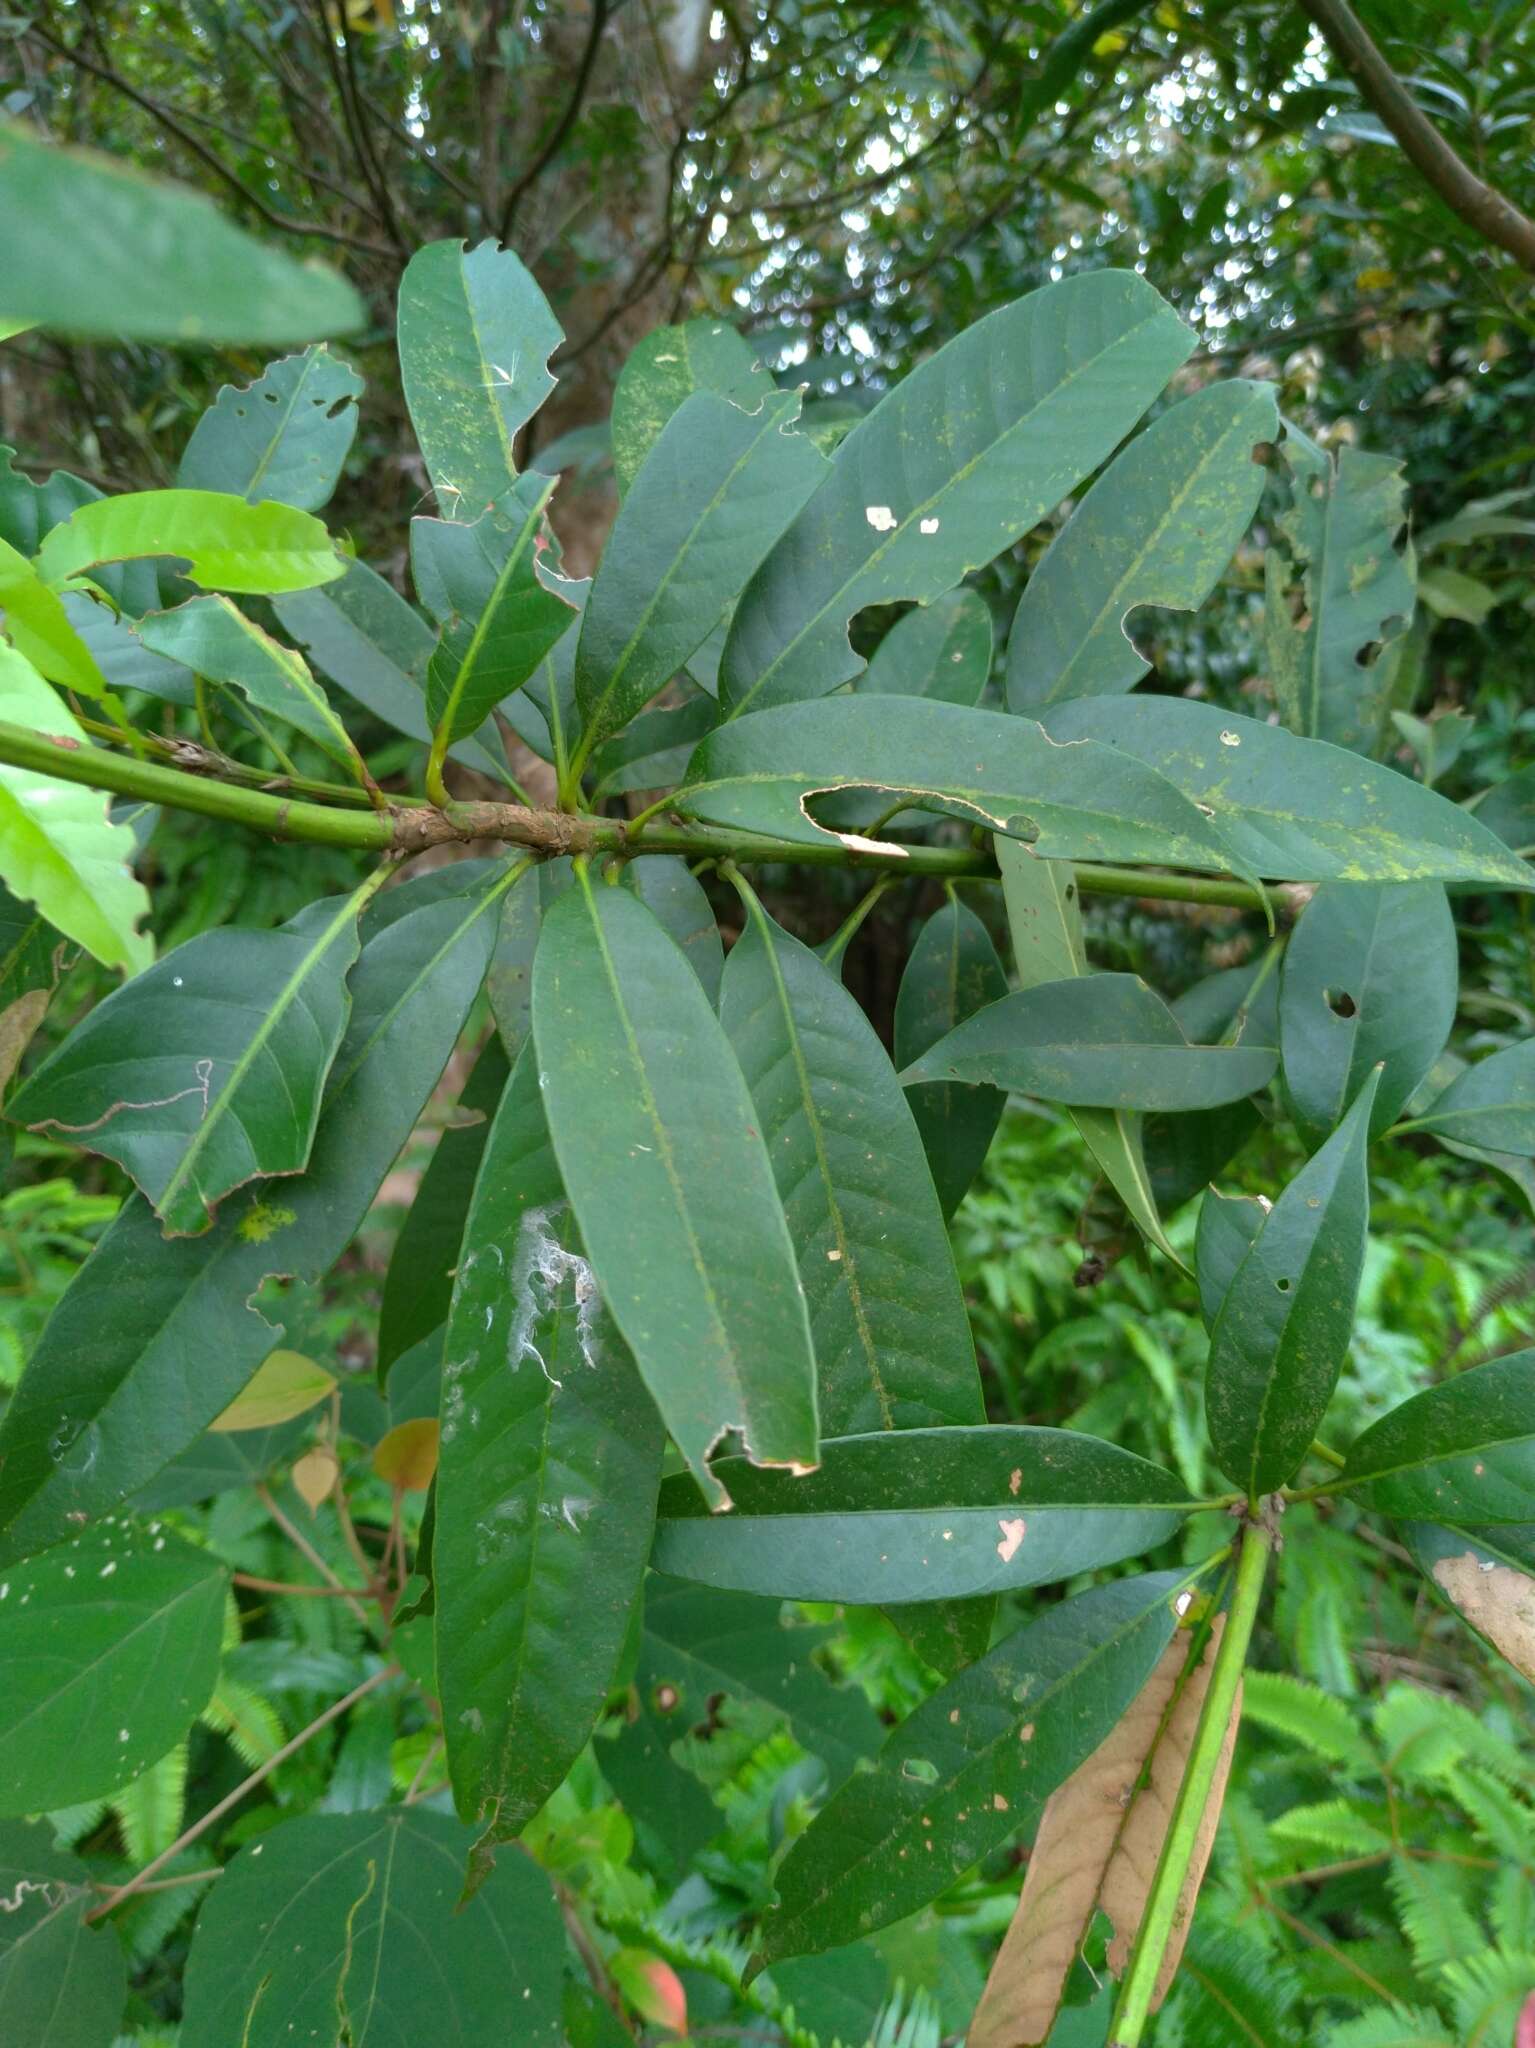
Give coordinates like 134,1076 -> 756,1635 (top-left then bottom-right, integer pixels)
893,895 -> 1008,1218
176,346 -> 362,511
611,317 -> 776,495
860,588 -> 993,707
37,491 -> 342,597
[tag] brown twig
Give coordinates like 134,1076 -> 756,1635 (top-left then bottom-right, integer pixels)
254,1480 -> 373,1631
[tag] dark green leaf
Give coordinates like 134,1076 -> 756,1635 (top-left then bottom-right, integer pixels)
176,347 -> 362,511
1006,379 -> 1278,710
893,896 -> 1008,1217
130,1413 -> 313,1511
860,588 -> 993,707
621,856 -> 723,1003
485,860 -> 570,1058
0,879 -> 63,1096
654,1425 -> 1191,1603
0,1519 -> 225,1813
1470,765 -> 1535,853
0,123 -> 363,344
1205,1070 -> 1379,1496
721,271 -> 1193,716
589,689 -> 720,799
1279,883 -> 1457,1146
436,1045 -> 663,1862
1173,957 -> 1282,1050
1143,1103 -> 1263,1215
179,1808 -> 563,2046
37,491 -> 341,598
532,871 -> 818,1506
1406,1042 -> 1535,1154
0,1819 -> 126,2047
1195,1188 -> 1268,1331
611,318 -> 775,495
1341,1351 -> 1535,1523
55,590 -> 194,704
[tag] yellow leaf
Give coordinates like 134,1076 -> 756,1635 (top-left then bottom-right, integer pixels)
1355,266 -> 1394,291
373,1418 -> 439,1492
291,1445 -> 339,1512
1092,29 -> 1127,54
209,1349 -> 335,1432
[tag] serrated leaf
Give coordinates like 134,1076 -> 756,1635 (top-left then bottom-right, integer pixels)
0,535 -> 111,696
1006,379 -> 1278,710
0,1519 -> 225,1813
573,390 -> 827,762
180,1808 -> 563,2046
1405,1041 -> 1535,1154
10,886 -> 367,1234
1344,1351 -> 1535,1524
1239,1670 -> 1377,1770
176,346 -> 362,511
1205,1071 -> 1378,1496
0,1818 -> 126,2047
37,491 -> 341,597
612,318 -> 775,496
435,1044 -> 662,1864
0,644 -> 151,974
1195,1188 -> 1267,1330
0,123 -> 363,345
397,238 -> 561,519
861,588 -> 993,707
108,1740 -> 187,1862
209,1349 -> 334,1432
531,870 -> 818,1506
621,855 -> 723,1003
721,271 -> 1193,716
1040,698 -> 1533,891
1279,883 -> 1457,1146
894,895 -> 1008,1217
654,1425 -> 1191,1603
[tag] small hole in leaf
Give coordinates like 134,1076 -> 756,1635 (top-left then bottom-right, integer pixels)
1325,988 -> 1357,1019
325,395 -> 352,418
901,1756 -> 940,1784
1065,883 -> 1076,901
1308,476 -> 1327,499
262,390 -> 280,404
1276,1277 -> 1292,1293
1356,640 -> 1382,670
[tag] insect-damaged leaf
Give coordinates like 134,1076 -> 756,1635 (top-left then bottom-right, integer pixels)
435,1043 -> 662,1867
10,884 -> 367,1236
720,270 -> 1193,717
36,491 -> 342,597
861,587 -> 993,707
1006,379 -> 1278,711
0,1819 -> 127,2047
970,1619 -> 1240,2045
531,869 -> 818,1506
894,894 -> 1008,1218
1341,1350 -> 1535,1525
176,346 -> 361,511
611,317 -> 776,496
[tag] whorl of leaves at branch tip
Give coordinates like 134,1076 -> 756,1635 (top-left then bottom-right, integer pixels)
0,159 -> 1529,2048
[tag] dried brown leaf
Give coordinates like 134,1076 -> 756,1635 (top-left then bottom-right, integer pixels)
1433,1553 -> 1535,1682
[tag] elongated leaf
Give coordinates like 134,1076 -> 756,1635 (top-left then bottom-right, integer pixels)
1406,1042 -> 1535,1154
903,973 -> 1276,1111
209,1349 -> 334,1432
861,588 -> 994,709
0,869 -> 505,1561
0,1518 -> 225,1813
721,271 -> 1193,716
436,1045 -> 663,1864
590,688 -> 720,798
11,886 -> 365,1234
1195,1187 -> 1268,1330
1279,882 -> 1457,1146
37,491 -> 341,597
0,645 -> 150,974
681,697 -> 1244,876
1006,380 -> 1277,711
654,1425 -> 1190,1603
1206,1070 -> 1379,1495
1405,1522 -> 1535,1684
0,1819 -> 126,2047
180,1808 -> 563,2047
176,346 -> 362,510
721,901 -> 982,1435
0,535 -> 110,696
1042,697 -> 1532,891
759,1568 -> 1202,1961
397,239 -> 561,519
54,592 -> 191,704
0,123 -> 363,345
414,477 -> 577,744
486,860 -> 571,1058
1341,1351 -> 1535,1524
137,595 -> 365,778
612,318 -> 775,496
622,855 -> 723,1003
1267,424 -> 1416,756
574,391 -> 827,760
894,896 -> 1008,1217
0,880 -> 64,1095
532,872 -> 818,1506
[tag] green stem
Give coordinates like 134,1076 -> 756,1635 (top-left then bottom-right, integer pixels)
1108,1521 -> 1273,2047
1309,1438 -> 1346,1471
818,874 -> 892,967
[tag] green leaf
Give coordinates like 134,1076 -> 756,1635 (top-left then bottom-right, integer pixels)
397,238 -> 561,519
436,1044 -> 663,1865
1205,1070 -> 1379,1496
0,879 -> 64,1095
176,346 -> 362,511
758,1568 -> 1201,1961
655,1425 -> 1191,1603
209,1348 -> 334,1431
902,972 -> 1276,1111
590,689 -> 719,799
720,271 -> 1194,717
486,860 -> 567,1059
1195,1188 -> 1268,1331
1341,1350 -> 1535,1524
611,318 -> 775,496
0,123 -> 363,345
573,391 -> 828,762
1279,883 -> 1457,1146
10,886 -> 366,1235
0,1519 -> 225,1814
0,645 -> 151,974
680,697 -> 1245,876
893,896 -> 1008,1217
0,537 -> 111,697
721,899 -> 981,1435
37,492 -> 341,598
621,855 -> 724,1004
414,478 -> 578,747
179,1808 -> 563,2046
0,1819 -> 126,2047
0,868 -> 506,1561
1041,697 -> 1532,891
136,595 -> 366,779
1406,1041 -> 1535,1154
1006,379 -> 1278,709
532,870 -> 818,1506
55,589 -> 193,703
860,589 -> 993,707
1469,765 -> 1535,853
1266,424 -> 1416,756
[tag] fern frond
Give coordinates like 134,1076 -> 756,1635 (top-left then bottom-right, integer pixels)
47,1799 -> 106,1848
1323,2004 -> 1458,2046
1443,1946 -> 1535,2045
1490,1863 -> 1535,1952
1268,1797 -> 1391,1856
1386,1856 -> 1481,1974
1241,1672 -> 1376,1771
1373,1685 -> 1530,1788
869,1985 -> 941,2048
1166,1929 -> 1305,2048
1444,1763 -> 1535,1862
200,1676 -> 284,1769
108,1743 -> 187,1864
